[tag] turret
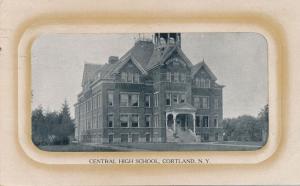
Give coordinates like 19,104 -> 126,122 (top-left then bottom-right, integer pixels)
153,33 -> 181,48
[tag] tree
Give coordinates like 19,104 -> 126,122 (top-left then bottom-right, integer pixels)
53,100 -> 75,144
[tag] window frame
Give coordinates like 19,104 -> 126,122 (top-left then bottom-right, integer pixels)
120,114 -> 129,128
131,114 -> 139,128
108,114 -> 114,128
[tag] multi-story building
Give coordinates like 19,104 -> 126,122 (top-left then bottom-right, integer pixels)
74,33 -> 224,144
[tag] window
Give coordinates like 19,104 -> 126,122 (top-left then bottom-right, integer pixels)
174,72 -> 179,82
214,98 -> 219,109
180,73 -> 186,82
193,97 -> 200,108
120,94 -> 129,106
195,78 -> 200,87
166,93 -> 171,106
196,116 -> 200,127
132,134 -> 139,143
131,115 -> 139,127
145,95 -> 151,108
145,115 -> 151,127
180,94 -> 186,103
154,93 -> 159,107
121,134 -> 129,143
166,72 -> 171,82
200,78 -> 205,88
202,116 -> 209,127
108,92 -> 113,106
127,72 -> 133,82
108,134 -> 114,143
203,133 -> 209,141
202,97 -> 209,109
173,94 -> 178,104
154,115 -> 159,128
121,72 -> 127,82
205,79 -> 210,88
120,115 -> 129,127
215,133 -> 219,141
130,94 -> 139,107
133,73 -> 140,83
145,133 -> 151,142
213,116 -> 218,127
108,115 -> 113,128
97,94 -> 101,108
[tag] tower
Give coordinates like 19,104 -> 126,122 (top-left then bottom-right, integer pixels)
153,33 -> 181,48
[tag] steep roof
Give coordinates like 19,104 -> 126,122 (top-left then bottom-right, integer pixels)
81,63 -> 103,86
191,60 -> 217,81
146,45 -> 193,70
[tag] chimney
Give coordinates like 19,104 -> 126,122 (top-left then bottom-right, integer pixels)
108,56 -> 119,64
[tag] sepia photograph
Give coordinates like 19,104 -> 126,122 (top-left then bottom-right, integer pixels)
31,32 -> 268,152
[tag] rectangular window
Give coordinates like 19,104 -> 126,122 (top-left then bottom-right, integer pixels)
127,72 -> 133,82
145,95 -> 151,108
133,73 -> 140,83
120,94 -> 129,107
154,93 -> 159,107
166,93 -> 171,106
194,97 -> 200,108
154,115 -> 159,128
108,134 -> 114,143
145,133 -> 151,142
131,115 -> 139,127
200,78 -> 205,88
145,115 -> 151,127
121,72 -> 127,82
180,94 -> 186,103
205,79 -> 211,88
203,133 -> 209,141
173,94 -> 178,104
108,114 -> 113,128
196,116 -> 200,127
214,98 -> 219,109
121,134 -> 129,143
213,116 -> 218,127
195,78 -> 200,87
180,73 -> 186,82
202,97 -> 209,109
132,134 -> 139,143
130,94 -> 139,107
97,94 -> 101,108
174,72 -> 179,82
166,72 -> 171,82
202,116 -> 209,127
108,92 -> 113,106
120,115 -> 129,127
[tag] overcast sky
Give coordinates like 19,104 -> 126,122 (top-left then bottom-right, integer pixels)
32,33 -> 268,118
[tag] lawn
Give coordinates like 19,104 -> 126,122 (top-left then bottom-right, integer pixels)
38,141 -> 264,152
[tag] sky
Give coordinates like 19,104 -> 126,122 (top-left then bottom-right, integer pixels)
31,33 -> 268,118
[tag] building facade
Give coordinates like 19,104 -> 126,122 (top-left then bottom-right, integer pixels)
74,33 -> 224,144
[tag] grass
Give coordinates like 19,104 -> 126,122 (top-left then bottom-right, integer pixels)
38,141 -> 264,152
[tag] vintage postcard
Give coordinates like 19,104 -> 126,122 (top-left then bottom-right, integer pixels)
2,0 -> 300,185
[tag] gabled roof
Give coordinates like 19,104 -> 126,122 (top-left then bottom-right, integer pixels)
111,55 -> 148,75
191,60 -> 217,81
146,46 -> 193,70
81,63 -> 103,86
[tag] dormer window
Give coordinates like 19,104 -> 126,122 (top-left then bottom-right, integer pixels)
121,72 -> 127,82
133,73 -> 140,83
97,72 -> 101,78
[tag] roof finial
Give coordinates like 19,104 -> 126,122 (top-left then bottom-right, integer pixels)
202,58 -> 205,62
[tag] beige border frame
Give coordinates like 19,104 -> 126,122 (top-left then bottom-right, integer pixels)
17,14 -> 284,165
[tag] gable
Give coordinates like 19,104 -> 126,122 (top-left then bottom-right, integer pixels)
191,61 -> 217,81
161,47 -> 193,68
111,55 -> 147,75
